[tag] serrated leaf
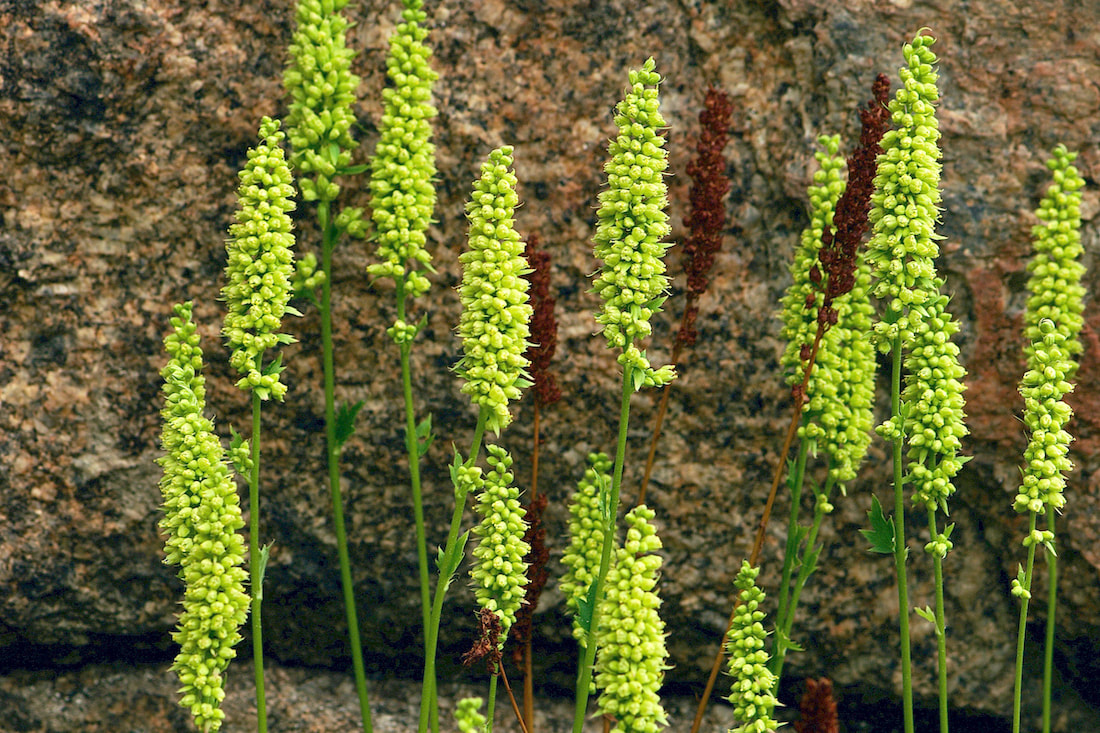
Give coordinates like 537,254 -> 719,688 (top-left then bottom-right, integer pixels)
440,531 -> 470,595
415,415 -> 435,458
334,400 -> 365,449
861,495 -> 896,554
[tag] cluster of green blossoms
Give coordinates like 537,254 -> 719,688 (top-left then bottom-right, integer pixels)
220,117 -> 297,401
367,0 -> 439,303
725,561 -> 779,733
283,0 -> 360,203
903,283 -> 968,526
866,33 -> 942,349
560,452 -> 613,646
455,146 -> 533,434
454,697 -> 487,733
594,505 -> 669,733
780,135 -> 876,489
158,303 -> 250,733
470,445 -> 530,641
1025,145 -> 1086,375
592,58 -> 675,389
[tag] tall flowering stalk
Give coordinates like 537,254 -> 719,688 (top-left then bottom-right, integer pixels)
220,116 -> 297,733
420,146 -> 531,733
158,302 -> 250,733
283,0 -> 375,726
637,87 -> 732,507
1011,145 -> 1085,733
573,58 -> 675,733
724,561 -> 779,733
692,76 -> 888,733
560,452 -> 614,646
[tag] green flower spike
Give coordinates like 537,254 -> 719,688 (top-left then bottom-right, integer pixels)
1025,145 -> 1086,376
470,445 -> 531,641
594,505 -> 669,733
221,117 -> 297,401
158,302 -> 250,733
367,0 -> 439,301
283,0 -> 360,203
904,283 -> 969,521
725,561 -> 779,733
560,452 -> 613,647
455,697 -> 488,733
592,57 -> 676,389
455,146 -> 533,435
867,32 -> 942,349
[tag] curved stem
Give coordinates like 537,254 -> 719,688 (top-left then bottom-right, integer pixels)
248,391 -> 267,733
319,200 -> 373,732
571,363 -> 634,733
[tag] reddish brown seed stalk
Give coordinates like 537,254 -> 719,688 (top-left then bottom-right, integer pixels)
689,75 -> 891,733
794,678 -> 840,733
638,86 -> 733,507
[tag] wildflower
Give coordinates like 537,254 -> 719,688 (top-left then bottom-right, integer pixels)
220,117 -> 297,401
367,0 -> 438,300
594,505 -> 669,733
725,561 -> 779,733
794,678 -> 838,733
454,146 -> 533,434
158,302 -> 250,733
455,697 -> 488,733
560,452 -> 613,647
283,0 -> 360,203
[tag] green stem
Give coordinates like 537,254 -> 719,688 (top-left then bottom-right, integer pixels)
927,507 -> 948,733
318,200 -> 373,732
1043,512 -> 1057,733
248,390 -> 267,733
419,409 -> 488,733
889,334 -> 914,733
1013,512 -> 1039,733
774,437 -> 811,652
572,362 -> 634,733
486,668 -> 500,733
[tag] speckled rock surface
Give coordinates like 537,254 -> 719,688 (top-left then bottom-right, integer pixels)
2,0 -> 1100,730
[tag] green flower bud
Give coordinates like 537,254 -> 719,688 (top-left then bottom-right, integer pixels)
284,0 -> 360,202
455,697 -> 487,733
158,302 -> 250,733
367,0 -> 438,299
725,561 -> 779,733
221,117 -> 297,401
470,445 -> 530,642
594,505 -> 669,733
454,147 -> 533,434
593,58 -> 673,354
560,452 -> 613,647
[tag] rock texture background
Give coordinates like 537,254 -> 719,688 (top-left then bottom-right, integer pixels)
2,0 -> 1100,730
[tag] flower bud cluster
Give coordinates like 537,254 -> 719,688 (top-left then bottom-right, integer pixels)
594,505 -> 669,733
903,284 -> 968,513
725,561 -> 779,733
560,452 -> 613,647
470,445 -> 530,642
221,117 -> 297,401
367,0 -> 438,299
1015,320 -> 1074,518
454,697 -> 487,733
1025,145 -> 1086,376
867,32 -> 942,348
283,0 -> 360,202
158,302 -> 249,732
455,146 -> 533,434
593,58 -> 673,353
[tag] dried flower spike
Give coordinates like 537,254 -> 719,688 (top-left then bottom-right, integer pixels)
283,0 -> 360,203
793,678 -> 839,733
455,146 -> 533,434
367,0 -> 439,300
158,302 -> 250,733
524,234 -> 562,407
221,117 -> 297,401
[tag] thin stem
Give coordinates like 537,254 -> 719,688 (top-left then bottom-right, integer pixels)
420,409 -> 488,733
889,333 -> 914,733
774,438 -> 811,643
487,671 -> 499,733
637,340 -> 684,506
500,662 -> 531,733
1043,512 -> 1057,733
318,201 -> 373,732
928,507 -> 948,733
248,391 -> 267,733
571,363 -> 634,733
522,401 -> 541,733
1013,512 -> 1039,733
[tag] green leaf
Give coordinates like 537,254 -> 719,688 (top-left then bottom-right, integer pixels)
439,531 -> 470,595
335,400 -> 365,449
415,414 -> 435,458
914,605 -> 936,625
284,304 -> 304,318
338,163 -> 371,175
254,542 -> 274,601
861,495 -> 896,554
577,580 -> 600,642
